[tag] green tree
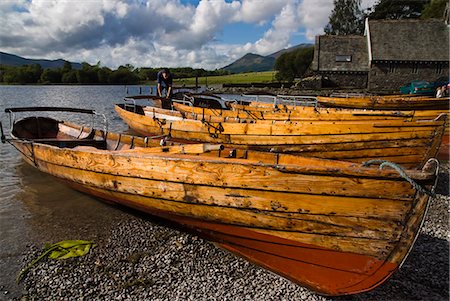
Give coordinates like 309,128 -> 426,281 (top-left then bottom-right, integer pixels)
97,67 -> 112,84
367,0 -> 429,19
5,64 -> 43,84
2,67 -> 19,83
40,69 -> 62,83
108,66 -> 139,84
62,70 -> 78,83
324,0 -> 364,35
421,0 -> 447,19
76,62 -> 98,84
62,61 -> 72,72
293,47 -> 314,78
274,47 -> 314,82
275,54 -> 294,82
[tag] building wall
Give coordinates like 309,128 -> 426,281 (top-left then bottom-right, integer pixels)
312,36 -> 369,72
368,61 -> 449,92
321,72 -> 368,88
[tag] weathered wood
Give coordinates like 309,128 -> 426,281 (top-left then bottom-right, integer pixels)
115,104 -> 447,169
7,116 -> 439,296
175,102 -> 427,121
317,95 -> 449,110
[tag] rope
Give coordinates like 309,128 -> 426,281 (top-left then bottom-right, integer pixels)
362,159 -> 437,197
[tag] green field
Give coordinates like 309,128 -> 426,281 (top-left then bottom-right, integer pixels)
173,71 -> 277,86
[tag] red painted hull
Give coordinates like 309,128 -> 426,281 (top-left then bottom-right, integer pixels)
65,180 -> 399,296
438,133 -> 449,160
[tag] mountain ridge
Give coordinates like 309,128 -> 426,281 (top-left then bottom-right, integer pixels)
220,43 -> 313,73
0,52 -> 82,69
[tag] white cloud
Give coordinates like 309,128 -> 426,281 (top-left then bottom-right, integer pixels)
298,0 -> 334,40
0,0 -> 378,70
234,0 -> 288,24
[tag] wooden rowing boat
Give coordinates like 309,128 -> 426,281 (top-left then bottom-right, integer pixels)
1,107 -> 440,296
172,103 -> 450,160
172,101 -> 447,122
316,95 -> 449,110
115,104 -> 446,169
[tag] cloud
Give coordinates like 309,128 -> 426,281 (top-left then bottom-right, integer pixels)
298,0 -> 334,40
0,0 -> 378,70
234,0 -> 289,24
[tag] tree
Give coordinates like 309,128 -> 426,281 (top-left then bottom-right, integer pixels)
421,0 -> 447,19
97,67 -> 112,84
62,70 -> 78,83
367,0 -> 428,19
40,69 -> 62,83
108,66 -> 139,84
275,53 -> 297,82
76,62 -> 98,84
62,61 -> 72,72
324,0 -> 364,35
274,47 -> 314,82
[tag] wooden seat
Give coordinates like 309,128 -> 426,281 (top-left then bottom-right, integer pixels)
33,138 -> 107,149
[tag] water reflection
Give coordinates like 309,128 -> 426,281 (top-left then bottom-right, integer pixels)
15,161 -> 129,242
0,85 -> 136,297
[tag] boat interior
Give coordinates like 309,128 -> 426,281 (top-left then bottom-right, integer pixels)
10,116 -> 278,161
12,116 -> 108,149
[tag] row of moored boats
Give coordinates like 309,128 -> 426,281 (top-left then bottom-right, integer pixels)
2,92 -> 448,296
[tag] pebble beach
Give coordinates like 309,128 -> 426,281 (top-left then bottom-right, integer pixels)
1,161 -> 447,301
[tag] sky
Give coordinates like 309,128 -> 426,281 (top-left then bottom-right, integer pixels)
0,0 -> 377,70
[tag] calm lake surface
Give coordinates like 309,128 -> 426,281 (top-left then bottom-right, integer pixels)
0,85 -> 161,298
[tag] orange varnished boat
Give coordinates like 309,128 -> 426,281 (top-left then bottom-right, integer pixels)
115,104 -> 447,169
316,95 -> 449,110
172,101 -> 448,122
171,102 -> 449,160
1,107 -> 441,296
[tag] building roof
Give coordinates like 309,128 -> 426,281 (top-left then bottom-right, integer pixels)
312,35 -> 369,72
368,19 -> 449,61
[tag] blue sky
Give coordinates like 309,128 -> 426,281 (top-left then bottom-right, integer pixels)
220,22 -> 273,44
0,0 -> 375,69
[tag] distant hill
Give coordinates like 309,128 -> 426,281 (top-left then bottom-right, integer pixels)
268,43 -> 313,59
0,52 -> 82,69
221,43 -> 313,73
221,53 -> 275,74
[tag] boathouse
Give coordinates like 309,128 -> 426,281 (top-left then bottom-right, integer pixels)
311,19 -> 450,93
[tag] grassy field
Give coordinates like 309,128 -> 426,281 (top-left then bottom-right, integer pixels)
173,71 -> 276,86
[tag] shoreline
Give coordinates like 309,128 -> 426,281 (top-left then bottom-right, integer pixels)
6,163 -> 449,301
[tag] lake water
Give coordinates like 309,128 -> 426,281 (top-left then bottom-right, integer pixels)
0,85 -> 157,298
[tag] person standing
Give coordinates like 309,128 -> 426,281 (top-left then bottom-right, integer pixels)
435,86 -> 443,98
157,68 -> 173,98
441,85 -> 448,97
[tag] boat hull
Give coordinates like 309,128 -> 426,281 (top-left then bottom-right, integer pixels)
9,132 -> 434,296
317,96 -> 449,110
115,104 -> 447,169
5,114 -> 437,296
176,102 -> 447,122
64,180 -> 402,296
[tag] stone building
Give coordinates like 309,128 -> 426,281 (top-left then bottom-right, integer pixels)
311,19 -> 449,93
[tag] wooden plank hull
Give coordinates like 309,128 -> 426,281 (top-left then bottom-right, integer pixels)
59,181 -> 405,296
8,117 -> 437,295
6,115 -> 436,295
317,96 -> 449,110
9,135 -> 432,295
176,102 -> 447,122
115,104 -> 447,169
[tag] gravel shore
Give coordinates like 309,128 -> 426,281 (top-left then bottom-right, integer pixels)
4,163 -> 449,301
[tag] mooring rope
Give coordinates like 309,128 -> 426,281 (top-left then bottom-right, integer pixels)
362,159 -> 438,197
